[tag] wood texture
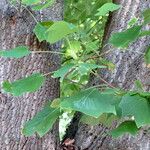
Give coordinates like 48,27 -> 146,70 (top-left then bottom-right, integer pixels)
73,0 -> 150,149
0,0 -> 63,149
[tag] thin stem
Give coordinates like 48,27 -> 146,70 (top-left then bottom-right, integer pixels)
31,51 -> 64,55
43,71 -> 53,77
21,4 -> 38,23
91,70 -> 115,89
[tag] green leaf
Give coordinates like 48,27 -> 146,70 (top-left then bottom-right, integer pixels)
80,113 -> 118,126
46,21 -> 78,44
33,21 -> 54,42
134,80 -> 144,91
144,47 -> 150,65
52,63 -> 75,82
119,94 -> 150,127
0,46 -> 30,58
60,88 -> 116,118
140,30 -> 150,37
128,18 -> 138,27
22,102 -> 60,137
32,0 -> 55,10
66,41 -> 81,59
109,121 -> 139,138
109,26 -> 142,48
77,63 -> 107,75
2,73 -> 45,96
143,8 -> 150,25
22,0 -> 41,5
95,3 -> 121,16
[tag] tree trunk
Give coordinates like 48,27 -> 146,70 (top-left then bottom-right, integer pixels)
0,0 -> 63,149
73,0 -> 150,149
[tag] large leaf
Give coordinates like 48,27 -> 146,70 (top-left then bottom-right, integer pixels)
60,88 -> 117,118
109,121 -> 139,138
95,3 -> 121,16
143,8 -> 150,25
52,63 -> 75,82
0,46 -> 30,58
46,21 -> 78,44
22,102 -> 60,137
2,73 -> 45,96
33,21 -> 54,42
144,47 -> 150,65
119,94 -> 150,127
109,25 -> 142,48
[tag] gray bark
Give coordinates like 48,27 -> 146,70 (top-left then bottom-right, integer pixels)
73,0 -> 150,149
0,0 -> 63,149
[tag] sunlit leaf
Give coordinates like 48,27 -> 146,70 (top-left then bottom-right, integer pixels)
95,3 -> 121,16
46,21 -> 78,44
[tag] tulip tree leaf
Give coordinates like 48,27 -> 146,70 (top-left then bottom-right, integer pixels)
22,102 -> 60,137
34,21 -> 54,42
95,3 -> 121,16
52,63 -> 75,82
60,88 -> 117,118
119,94 -> 150,127
0,46 -> 30,58
109,121 -> 139,138
109,26 -> 142,48
77,63 -> 107,75
2,73 -> 45,96
46,21 -> 78,44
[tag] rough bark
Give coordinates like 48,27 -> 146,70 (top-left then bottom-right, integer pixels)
73,0 -> 150,150
0,0 -> 63,149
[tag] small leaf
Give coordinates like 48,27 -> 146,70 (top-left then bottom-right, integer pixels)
22,102 -> 60,137
144,47 -> 150,65
143,8 -> 150,25
109,25 -> 142,48
22,0 -> 41,5
95,3 -> 121,16
109,121 -> 139,138
46,21 -> 78,44
134,80 -> 144,91
77,63 -> 107,75
128,18 -> 138,28
2,73 -> 45,96
32,0 -> 55,10
119,94 -> 150,127
0,46 -> 30,58
52,63 -> 75,82
60,88 -> 117,118
66,41 -> 81,59
140,30 -> 150,37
